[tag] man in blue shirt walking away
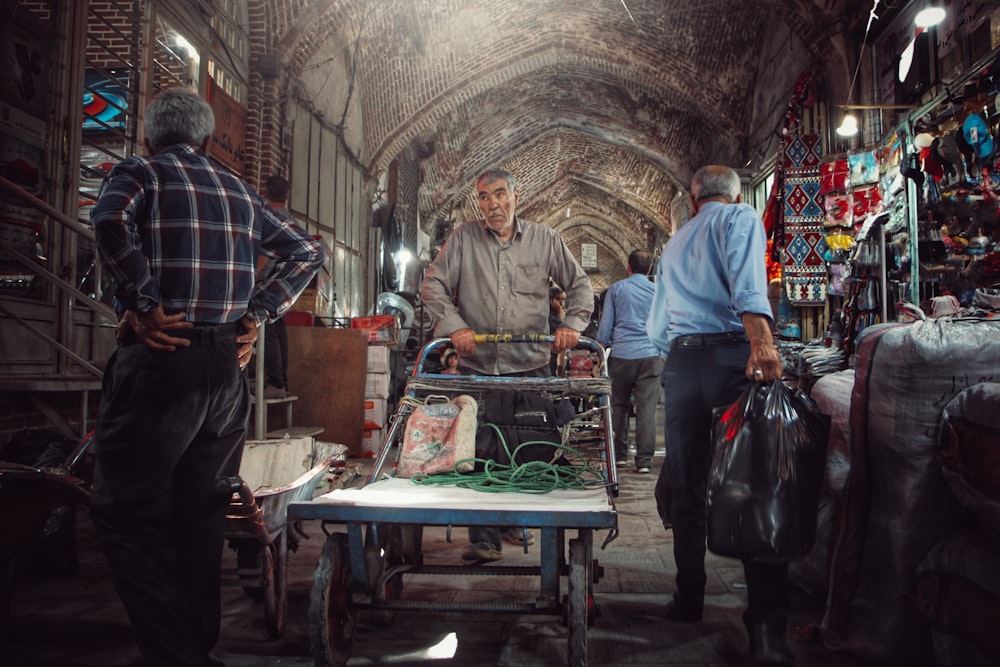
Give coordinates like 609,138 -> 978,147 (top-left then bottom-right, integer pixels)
596,249 -> 663,473
646,165 -> 789,666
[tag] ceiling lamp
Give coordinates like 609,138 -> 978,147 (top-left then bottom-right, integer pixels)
837,0 -> 879,139
836,114 -> 859,137
914,6 -> 946,29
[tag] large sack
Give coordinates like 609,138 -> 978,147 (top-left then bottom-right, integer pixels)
939,382 -> 1000,538
790,369 -> 854,599
914,527 -> 1000,667
822,319 -> 1000,665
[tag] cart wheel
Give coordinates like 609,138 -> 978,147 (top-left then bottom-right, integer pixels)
566,537 -> 589,667
371,524 -> 405,627
309,533 -> 354,667
263,531 -> 288,639
236,544 -> 265,602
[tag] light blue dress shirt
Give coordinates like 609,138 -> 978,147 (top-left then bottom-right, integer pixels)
646,201 -> 773,356
596,273 -> 659,360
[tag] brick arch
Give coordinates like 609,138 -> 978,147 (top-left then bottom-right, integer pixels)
361,39 -> 744,177
426,132 -> 678,250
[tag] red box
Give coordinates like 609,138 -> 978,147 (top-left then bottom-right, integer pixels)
351,315 -> 400,345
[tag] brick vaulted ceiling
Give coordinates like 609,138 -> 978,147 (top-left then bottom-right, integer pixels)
254,0 -> 867,274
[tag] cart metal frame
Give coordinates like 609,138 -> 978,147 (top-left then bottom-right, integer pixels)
289,335 -> 620,666
224,441 -> 342,638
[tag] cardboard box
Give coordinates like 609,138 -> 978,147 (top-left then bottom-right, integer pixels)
361,428 -> 383,454
364,397 -> 387,429
351,315 -> 400,345
367,345 -> 390,373
290,288 -> 317,313
365,372 -> 390,398
290,287 -> 331,316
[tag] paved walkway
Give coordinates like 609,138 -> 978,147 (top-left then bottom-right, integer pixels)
4,418 -> 870,666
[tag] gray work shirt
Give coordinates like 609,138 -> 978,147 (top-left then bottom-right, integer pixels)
420,216 -> 594,375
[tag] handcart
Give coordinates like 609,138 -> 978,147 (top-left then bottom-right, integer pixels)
288,335 -> 620,667
224,436 -> 346,638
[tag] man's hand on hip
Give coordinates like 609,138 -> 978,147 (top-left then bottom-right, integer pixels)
118,307 -> 192,351
236,315 -> 258,371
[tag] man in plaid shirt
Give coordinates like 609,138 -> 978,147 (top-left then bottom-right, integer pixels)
90,87 -> 323,667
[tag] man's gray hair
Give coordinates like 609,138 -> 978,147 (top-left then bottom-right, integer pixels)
477,167 -> 517,193
691,165 -> 741,203
144,87 -> 215,152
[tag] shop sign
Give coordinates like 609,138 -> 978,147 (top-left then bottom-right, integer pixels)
208,80 -> 246,175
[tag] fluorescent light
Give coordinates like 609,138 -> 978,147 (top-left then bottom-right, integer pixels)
915,7 -> 946,29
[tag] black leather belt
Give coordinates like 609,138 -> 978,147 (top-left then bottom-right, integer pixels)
672,331 -> 748,348
171,322 -> 240,344
121,321 -> 239,346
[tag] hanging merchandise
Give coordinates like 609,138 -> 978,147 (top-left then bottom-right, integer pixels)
848,149 -> 880,186
763,70 -> 817,268
820,157 -> 850,196
783,144 -> 828,306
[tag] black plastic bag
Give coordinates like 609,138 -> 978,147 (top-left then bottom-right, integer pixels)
706,381 -> 830,563
475,390 -> 571,466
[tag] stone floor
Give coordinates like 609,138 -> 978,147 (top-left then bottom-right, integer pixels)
3,439 -> 874,667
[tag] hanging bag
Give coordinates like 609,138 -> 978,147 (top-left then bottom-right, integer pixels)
706,381 -> 830,563
397,394 -> 478,477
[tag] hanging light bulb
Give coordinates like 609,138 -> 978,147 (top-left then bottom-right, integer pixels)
915,6 -> 946,29
836,114 -> 859,137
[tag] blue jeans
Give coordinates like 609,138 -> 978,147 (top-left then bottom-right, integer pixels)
654,340 -> 788,628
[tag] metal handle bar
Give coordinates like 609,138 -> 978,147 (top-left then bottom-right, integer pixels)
413,334 -> 606,376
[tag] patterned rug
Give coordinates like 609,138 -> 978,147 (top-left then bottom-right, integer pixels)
782,133 -> 828,305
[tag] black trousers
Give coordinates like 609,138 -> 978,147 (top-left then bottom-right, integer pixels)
654,340 -> 789,630
91,324 -> 250,666
264,317 -> 288,389
468,363 -> 551,549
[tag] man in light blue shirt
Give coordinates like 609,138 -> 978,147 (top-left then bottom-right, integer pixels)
646,165 -> 789,666
596,249 -> 663,473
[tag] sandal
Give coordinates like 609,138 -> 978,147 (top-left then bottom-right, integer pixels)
503,528 -> 535,547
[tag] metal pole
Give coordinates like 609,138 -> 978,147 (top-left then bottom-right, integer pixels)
254,322 -> 266,440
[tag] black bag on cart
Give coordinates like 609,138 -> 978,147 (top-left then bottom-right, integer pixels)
475,389 -> 572,467
706,381 -> 830,563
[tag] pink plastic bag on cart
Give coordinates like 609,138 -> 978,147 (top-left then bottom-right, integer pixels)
397,394 -> 478,477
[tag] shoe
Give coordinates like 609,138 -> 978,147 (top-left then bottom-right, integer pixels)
461,542 -> 503,562
615,459 -> 628,468
503,528 -> 535,547
262,385 -> 288,399
636,467 -> 651,474
664,598 -> 703,623
747,622 -> 795,666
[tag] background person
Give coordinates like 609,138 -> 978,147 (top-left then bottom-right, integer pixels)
420,167 -> 593,562
646,165 -> 789,666
257,174 -> 294,399
89,87 -> 323,667
596,249 -> 663,474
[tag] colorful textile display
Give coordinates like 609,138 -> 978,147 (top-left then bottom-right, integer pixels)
783,134 -> 828,306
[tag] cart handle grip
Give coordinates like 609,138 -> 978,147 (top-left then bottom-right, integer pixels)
472,333 -> 551,344
413,334 -> 606,376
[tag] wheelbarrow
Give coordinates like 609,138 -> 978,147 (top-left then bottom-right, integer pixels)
223,436 -> 347,638
0,431 -> 93,647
